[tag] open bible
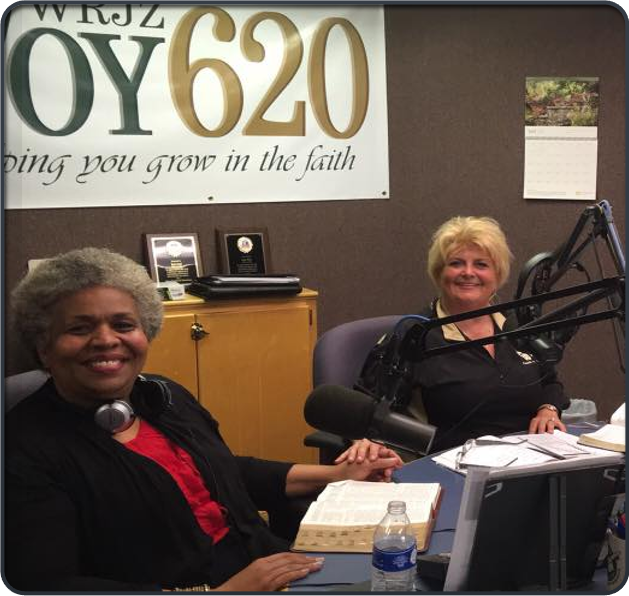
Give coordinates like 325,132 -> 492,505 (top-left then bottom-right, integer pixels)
292,480 -> 441,553
578,403 -> 625,453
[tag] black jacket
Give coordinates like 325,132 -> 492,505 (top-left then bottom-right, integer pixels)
412,302 -> 569,451
5,376 -> 292,591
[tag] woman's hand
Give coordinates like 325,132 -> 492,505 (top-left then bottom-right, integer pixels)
335,438 -> 403,466
529,406 -> 566,434
285,450 -> 403,496
338,453 -> 403,483
216,552 -> 324,591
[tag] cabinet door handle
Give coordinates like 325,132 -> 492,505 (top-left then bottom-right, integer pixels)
190,322 -> 209,341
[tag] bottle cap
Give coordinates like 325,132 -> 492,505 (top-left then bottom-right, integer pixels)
387,500 -> 406,514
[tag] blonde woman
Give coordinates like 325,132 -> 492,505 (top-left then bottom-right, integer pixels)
340,216 -> 569,461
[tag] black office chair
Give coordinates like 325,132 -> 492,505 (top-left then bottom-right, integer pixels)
5,370 -> 49,413
304,315 -> 404,463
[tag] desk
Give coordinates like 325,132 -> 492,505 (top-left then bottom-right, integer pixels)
291,451 -> 463,589
291,425 -> 616,591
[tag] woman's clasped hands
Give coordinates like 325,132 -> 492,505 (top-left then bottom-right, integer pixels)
335,438 -> 403,481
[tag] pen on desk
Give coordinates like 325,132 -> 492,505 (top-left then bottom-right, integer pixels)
475,437 -> 520,446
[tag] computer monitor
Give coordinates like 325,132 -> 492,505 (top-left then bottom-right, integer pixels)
444,454 -> 625,591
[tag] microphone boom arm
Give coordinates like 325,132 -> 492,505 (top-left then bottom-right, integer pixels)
517,200 -> 625,299
400,275 -> 625,361
380,201 -> 625,409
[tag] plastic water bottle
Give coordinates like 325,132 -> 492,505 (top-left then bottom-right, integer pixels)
371,500 -> 417,591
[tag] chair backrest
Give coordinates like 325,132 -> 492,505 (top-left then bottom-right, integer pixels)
313,315 -> 404,388
5,370 -> 49,413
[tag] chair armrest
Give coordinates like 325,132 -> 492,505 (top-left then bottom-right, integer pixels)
304,431 -> 351,464
304,430 -> 348,449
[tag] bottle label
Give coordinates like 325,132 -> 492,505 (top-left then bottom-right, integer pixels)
372,543 -> 417,572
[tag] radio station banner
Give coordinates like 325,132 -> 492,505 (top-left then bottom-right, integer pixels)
4,4 -> 390,209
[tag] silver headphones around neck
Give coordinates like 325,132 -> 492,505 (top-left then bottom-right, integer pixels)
94,400 -> 135,434
93,376 -> 172,434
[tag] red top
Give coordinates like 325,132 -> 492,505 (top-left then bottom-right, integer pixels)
124,419 -> 229,543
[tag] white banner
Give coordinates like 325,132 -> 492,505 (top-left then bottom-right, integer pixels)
4,4 -> 389,209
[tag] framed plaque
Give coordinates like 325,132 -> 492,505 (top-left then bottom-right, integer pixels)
144,233 -> 203,284
217,227 -> 272,275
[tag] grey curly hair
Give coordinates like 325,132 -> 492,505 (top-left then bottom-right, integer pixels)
11,247 -> 163,365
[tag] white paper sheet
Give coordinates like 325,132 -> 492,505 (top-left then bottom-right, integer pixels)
432,430 -> 617,475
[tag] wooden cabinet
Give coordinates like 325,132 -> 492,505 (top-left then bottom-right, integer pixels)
143,290 -> 318,464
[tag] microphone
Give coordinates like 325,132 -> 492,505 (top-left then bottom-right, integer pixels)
502,311 -> 564,365
304,384 -> 436,456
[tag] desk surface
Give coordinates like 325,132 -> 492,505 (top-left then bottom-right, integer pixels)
291,452 -> 464,589
291,424 -> 614,591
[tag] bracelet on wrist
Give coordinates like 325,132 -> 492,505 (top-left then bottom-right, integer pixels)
537,404 -> 559,415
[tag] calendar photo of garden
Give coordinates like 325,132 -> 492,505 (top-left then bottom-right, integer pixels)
525,78 -> 599,127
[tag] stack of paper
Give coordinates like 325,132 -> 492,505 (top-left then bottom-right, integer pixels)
525,433 -> 591,458
433,430 -> 622,475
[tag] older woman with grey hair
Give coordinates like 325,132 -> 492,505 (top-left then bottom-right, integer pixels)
339,216 -> 570,462
6,247 -> 401,592
12,246 -> 163,375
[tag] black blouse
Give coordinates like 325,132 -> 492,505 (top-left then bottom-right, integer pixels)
411,302 -> 569,451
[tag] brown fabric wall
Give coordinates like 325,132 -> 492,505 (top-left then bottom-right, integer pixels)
5,5 -> 625,417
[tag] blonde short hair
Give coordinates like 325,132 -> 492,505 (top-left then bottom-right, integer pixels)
427,216 -> 513,289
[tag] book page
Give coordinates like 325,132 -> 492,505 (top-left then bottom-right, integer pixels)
316,480 -> 439,503
293,480 -> 441,553
611,403 -> 625,427
552,429 -> 622,455
301,499 -> 433,526
579,424 -> 625,447
301,480 -> 440,526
